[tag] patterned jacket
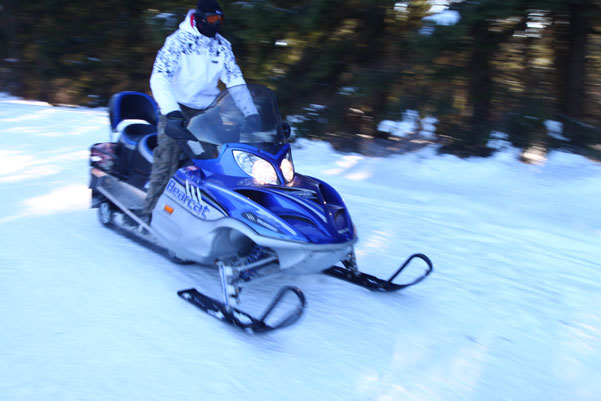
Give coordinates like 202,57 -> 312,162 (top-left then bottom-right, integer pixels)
150,9 -> 246,114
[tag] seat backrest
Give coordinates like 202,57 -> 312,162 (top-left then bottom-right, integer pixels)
108,91 -> 158,132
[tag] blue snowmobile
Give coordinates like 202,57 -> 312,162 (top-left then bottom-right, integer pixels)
89,84 -> 432,333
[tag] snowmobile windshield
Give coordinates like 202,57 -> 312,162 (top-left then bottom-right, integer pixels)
185,84 -> 287,154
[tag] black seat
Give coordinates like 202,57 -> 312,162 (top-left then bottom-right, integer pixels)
119,124 -> 156,150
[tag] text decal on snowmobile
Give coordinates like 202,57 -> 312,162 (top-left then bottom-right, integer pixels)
166,179 -> 210,219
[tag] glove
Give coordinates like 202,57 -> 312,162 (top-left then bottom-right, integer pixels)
166,110 -> 185,120
244,114 -> 262,133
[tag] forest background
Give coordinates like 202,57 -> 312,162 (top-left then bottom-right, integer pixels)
1,0 -> 600,157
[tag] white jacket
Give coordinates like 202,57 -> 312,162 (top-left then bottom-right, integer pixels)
150,10 -> 247,114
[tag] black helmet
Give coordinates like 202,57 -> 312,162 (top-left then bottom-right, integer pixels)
196,0 -> 224,37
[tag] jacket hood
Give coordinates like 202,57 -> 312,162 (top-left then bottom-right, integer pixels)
180,9 -> 201,35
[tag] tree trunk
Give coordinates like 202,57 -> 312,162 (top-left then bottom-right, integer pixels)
1,0 -> 21,92
467,20 -> 494,148
554,2 -> 592,146
565,4 -> 589,118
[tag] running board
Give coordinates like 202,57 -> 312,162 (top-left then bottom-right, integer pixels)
94,171 -> 151,232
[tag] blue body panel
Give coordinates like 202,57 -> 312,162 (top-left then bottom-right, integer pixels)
171,142 -> 355,245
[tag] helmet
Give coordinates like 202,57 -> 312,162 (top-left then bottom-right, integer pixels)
195,0 -> 224,38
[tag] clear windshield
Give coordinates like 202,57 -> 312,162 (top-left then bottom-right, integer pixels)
185,84 -> 287,152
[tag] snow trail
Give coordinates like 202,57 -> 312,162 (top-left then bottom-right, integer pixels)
1,98 -> 600,401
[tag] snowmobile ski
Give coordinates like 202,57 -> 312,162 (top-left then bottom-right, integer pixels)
323,253 -> 433,292
177,286 -> 306,333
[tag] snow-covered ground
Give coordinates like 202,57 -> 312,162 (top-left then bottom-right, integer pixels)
1,96 -> 600,401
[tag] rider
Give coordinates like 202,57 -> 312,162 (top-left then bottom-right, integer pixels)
142,0 -> 256,220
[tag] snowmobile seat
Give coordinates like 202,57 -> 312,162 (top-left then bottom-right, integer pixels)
119,123 -> 157,150
108,91 -> 158,132
121,132 -> 157,189
137,133 -> 157,164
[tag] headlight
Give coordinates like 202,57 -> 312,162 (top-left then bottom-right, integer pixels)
233,150 -> 278,185
280,152 -> 295,183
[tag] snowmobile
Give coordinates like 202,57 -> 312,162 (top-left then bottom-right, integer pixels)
89,84 -> 433,333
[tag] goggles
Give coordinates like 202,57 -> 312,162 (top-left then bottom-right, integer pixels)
203,12 -> 224,25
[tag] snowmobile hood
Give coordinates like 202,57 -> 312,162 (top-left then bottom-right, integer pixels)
173,158 -> 356,245
231,175 -> 357,244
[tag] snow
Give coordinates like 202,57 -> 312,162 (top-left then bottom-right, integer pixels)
546,120 -> 568,141
1,98 -> 601,401
378,110 -> 438,139
423,10 -> 461,26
